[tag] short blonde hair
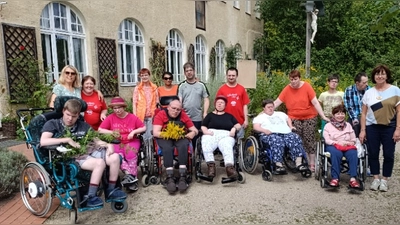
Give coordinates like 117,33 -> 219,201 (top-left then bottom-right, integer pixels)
59,65 -> 80,88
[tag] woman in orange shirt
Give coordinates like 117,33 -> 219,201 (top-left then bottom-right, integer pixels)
273,70 -> 329,172
156,72 -> 178,107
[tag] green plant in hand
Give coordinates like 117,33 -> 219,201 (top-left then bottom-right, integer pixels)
62,128 -> 116,158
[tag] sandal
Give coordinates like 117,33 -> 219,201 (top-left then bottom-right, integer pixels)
310,164 -> 315,172
296,164 -> 308,172
329,179 -> 339,187
276,166 -> 286,173
349,179 -> 360,188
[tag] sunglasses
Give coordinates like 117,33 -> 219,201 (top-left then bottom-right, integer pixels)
163,77 -> 173,80
65,71 -> 77,76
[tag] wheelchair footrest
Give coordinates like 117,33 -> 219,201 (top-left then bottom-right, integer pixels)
105,198 -> 126,203
221,177 -> 237,184
197,173 -> 214,182
78,205 -> 103,212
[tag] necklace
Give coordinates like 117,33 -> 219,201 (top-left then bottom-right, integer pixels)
375,84 -> 389,100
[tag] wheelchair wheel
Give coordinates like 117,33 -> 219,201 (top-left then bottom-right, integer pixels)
146,139 -> 155,176
283,150 -> 297,173
69,208 -> 77,224
111,201 -> 128,213
320,177 -> 326,188
315,141 -> 322,180
301,170 -> 312,178
149,175 -> 160,185
237,172 -> 246,184
241,136 -> 259,174
262,170 -> 272,181
20,162 -> 53,217
141,174 -> 151,187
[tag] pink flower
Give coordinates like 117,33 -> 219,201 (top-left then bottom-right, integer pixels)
113,74 -> 118,79
19,45 -> 25,51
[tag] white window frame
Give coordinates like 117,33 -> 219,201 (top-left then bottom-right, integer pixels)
215,40 -> 225,80
255,1 -> 261,19
233,1 -> 240,9
246,1 -> 251,14
195,35 -> 207,82
166,30 -> 183,83
40,2 -> 86,83
118,19 -> 145,86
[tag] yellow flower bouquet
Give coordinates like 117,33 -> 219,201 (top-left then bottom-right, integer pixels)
160,121 -> 186,140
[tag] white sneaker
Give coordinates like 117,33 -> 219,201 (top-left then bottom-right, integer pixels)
370,179 -> 381,191
379,180 -> 388,192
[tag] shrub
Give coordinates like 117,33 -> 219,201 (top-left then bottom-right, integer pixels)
0,148 -> 28,198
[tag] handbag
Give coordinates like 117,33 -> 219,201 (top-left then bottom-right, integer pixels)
333,143 -> 357,151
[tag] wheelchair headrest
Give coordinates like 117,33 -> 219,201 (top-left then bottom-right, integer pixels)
27,111 -> 62,142
53,96 -> 87,112
159,95 -> 179,107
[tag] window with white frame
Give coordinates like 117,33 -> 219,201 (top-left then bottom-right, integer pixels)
195,35 -> 206,82
233,1 -> 240,9
166,30 -> 183,82
235,43 -> 243,60
255,1 -> 261,19
40,2 -> 86,83
215,40 -> 225,80
118,19 -> 145,86
246,1 -> 251,14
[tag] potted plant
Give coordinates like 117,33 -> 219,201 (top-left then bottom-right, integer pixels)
0,114 -> 18,138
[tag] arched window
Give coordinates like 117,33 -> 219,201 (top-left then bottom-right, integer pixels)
215,40 -> 225,80
195,35 -> 207,82
118,19 -> 145,85
235,43 -> 243,60
40,2 -> 86,83
166,30 -> 183,82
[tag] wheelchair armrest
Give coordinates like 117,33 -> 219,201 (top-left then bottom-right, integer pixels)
110,139 -> 121,144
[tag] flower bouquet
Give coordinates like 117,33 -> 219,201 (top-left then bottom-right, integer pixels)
160,121 -> 186,140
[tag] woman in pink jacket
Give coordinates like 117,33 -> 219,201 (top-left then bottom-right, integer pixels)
323,104 -> 359,188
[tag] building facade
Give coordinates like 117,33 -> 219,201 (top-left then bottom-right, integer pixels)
0,0 -> 263,118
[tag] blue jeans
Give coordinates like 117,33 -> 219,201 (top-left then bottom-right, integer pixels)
366,124 -> 396,177
325,145 -> 358,179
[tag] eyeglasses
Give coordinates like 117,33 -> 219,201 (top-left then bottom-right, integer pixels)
65,71 -> 77,76
170,106 -> 182,112
163,77 -> 173,80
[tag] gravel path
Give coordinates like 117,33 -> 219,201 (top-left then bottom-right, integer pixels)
44,145 -> 400,224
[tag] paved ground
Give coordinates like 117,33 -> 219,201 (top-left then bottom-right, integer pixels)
43,144 -> 400,224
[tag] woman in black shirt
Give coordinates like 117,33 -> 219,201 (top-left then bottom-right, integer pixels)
201,95 -> 242,179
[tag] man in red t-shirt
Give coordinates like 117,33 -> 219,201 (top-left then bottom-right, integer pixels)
153,99 -> 198,194
216,67 -> 250,138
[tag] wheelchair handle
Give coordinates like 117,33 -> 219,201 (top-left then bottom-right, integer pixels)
17,108 -> 54,119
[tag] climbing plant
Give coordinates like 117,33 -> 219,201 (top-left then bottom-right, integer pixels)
149,39 -> 166,87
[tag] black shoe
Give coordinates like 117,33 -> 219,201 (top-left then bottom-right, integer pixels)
127,182 -> 139,192
164,176 -> 177,194
177,176 -> 188,192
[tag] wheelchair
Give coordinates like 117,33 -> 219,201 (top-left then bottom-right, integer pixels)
148,138 -> 195,187
138,134 -> 159,187
17,96 -> 127,224
194,132 -> 245,184
240,131 -> 312,181
314,132 -> 368,191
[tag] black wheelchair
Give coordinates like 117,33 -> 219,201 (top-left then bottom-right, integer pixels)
17,96 -> 127,224
315,131 -> 368,191
194,132 -> 246,184
240,131 -> 312,181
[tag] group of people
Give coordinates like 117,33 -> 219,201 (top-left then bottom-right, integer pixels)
41,62 -> 400,202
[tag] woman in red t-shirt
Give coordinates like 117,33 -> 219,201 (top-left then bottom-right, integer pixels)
273,70 -> 329,172
81,76 -> 108,130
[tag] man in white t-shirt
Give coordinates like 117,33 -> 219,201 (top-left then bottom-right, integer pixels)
252,99 -> 308,173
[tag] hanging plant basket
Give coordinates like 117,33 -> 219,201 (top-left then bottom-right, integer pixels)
1,121 -> 17,138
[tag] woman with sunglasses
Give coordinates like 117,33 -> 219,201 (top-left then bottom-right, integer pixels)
49,65 -> 104,108
156,71 -> 178,107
